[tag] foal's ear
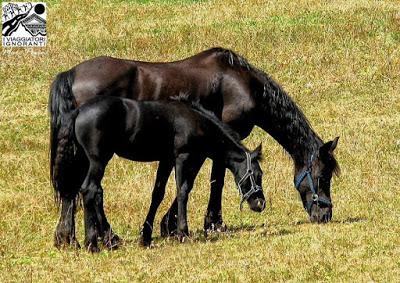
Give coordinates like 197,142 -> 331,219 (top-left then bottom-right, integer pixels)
251,143 -> 263,161
320,136 -> 339,155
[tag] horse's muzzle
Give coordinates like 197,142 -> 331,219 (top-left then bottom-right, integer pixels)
248,197 -> 266,212
309,206 -> 332,223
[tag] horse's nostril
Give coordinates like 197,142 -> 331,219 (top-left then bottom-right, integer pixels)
249,198 -> 265,212
258,199 -> 266,211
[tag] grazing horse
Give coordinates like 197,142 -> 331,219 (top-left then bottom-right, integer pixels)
53,95 -> 265,251
49,47 -> 340,248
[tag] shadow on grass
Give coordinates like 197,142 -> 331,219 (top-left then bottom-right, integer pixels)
147,223 -> 295,247
92,218 -> 367,250
333,217 -> 367,224
293,216 -> 367,226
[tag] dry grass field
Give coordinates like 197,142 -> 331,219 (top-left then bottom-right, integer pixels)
1,0 -> 399,281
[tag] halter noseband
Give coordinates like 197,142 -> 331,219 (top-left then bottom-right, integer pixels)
237,152 -> 262,210
294,153 -> 332,212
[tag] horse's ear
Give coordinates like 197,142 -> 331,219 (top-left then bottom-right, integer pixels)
251,143 -> 263,161
320,137 -> 339,155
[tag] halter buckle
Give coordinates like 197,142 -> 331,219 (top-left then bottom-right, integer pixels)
311,193 -> 319,202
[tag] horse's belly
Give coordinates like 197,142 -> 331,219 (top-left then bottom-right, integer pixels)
115,137 -> 173,162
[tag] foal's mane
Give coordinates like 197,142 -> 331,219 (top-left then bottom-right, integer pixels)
170,94 -> 246,152
213,47 -> 339,173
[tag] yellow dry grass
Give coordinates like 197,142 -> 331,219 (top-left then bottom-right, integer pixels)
0,0 -> 399,281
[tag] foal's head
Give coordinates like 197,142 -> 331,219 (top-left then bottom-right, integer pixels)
234,144 -> 266,212
294,137 -> 340,223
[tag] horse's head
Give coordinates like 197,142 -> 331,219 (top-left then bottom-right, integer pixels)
235,144 -> 266,212
294,137 -> 340,223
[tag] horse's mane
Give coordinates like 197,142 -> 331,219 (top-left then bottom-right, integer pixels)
212,47 -> 339,173
215,48 -> 320,150
170,94 -> 246,152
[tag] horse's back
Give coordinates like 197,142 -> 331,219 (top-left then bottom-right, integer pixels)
72,56 -> 139,106
75,97 -> 197,162
71,48 -> 230,105
70,48 -> 257,135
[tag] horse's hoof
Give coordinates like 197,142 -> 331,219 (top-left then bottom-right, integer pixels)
54,232 -> 80,249
103,233 -> 121,250
86,243 -> 100,253
139,237 -> 154,248
204,219 -> 227,236
176,230 -> 190,243
160,216 -> 178,238
161,227 -> 177,238
71,239 -> 81,249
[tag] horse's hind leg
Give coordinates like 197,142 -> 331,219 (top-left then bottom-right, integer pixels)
140,160 -> 173,247
70,148 -> 120,250
96,189 -> 121,250
80,159 -> 107,253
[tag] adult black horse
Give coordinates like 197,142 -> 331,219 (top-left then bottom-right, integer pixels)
49,47 -> 340,248
53,95 -> 265,251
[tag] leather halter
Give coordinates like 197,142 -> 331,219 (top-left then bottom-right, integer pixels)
237,152 -> 262,210
294,154 -> 332,212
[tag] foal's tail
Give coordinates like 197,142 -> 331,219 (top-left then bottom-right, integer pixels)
49,69 -> 78,202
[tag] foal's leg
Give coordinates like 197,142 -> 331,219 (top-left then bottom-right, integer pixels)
95,189 -> 121,250
71,150 -> 120,250
161,159 -> 227,237
140,160 -> 173,247
175,153 -> 205,242
204,159 -> 227,234
80,159 -> 106,253
160,199 -> 178,237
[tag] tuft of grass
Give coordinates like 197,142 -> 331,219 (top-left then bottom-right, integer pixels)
1,0 -> 399,281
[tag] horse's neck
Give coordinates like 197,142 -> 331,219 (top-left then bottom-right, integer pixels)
255,78 -> 322,168
205,121 -> 245,171
223,147 -> 246,176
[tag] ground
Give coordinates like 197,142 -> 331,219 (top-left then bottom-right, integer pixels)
0,0 -> 399,281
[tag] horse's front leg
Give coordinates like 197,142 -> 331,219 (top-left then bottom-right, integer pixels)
174,153 -> 205,242
140,160 -> 173,247
160,198 -> 178,237
160,159 -> 227,237
204,158 -> 227,234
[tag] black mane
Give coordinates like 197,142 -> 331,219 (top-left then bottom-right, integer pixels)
170,94 -> 246,152
215,48 -> 339,171
213,47 -> 252,71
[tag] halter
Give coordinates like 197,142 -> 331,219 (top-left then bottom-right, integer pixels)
237,152 -> 262,210
294,153 -> 332,212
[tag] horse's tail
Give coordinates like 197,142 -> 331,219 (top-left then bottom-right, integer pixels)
49,69 -> 77,202
52,110 -> 80,202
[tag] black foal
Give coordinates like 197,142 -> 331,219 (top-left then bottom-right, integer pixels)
53,96 -> 265,251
